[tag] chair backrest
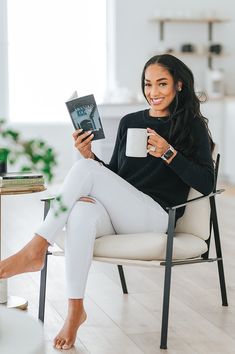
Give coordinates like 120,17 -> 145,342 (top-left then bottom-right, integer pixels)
175,149 -> 219,241
175,188 -> 210,240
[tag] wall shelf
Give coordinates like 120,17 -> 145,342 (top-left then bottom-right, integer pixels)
150,17 -> 229,24
150,17 -> 229,68
165,51 -> 228,58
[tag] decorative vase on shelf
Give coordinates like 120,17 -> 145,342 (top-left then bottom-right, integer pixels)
205,69 -> 225,99
0,148 -> 9,174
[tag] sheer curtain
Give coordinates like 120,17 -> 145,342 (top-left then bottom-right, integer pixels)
8,0 -> 107,123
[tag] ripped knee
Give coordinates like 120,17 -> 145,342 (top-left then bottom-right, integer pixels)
78,196 -> 96,203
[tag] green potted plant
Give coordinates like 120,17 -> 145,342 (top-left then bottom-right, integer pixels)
0,119 -> 57,182
0,147 -> 9,174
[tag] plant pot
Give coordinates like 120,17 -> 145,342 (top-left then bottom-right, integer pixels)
0,148 -> 9,174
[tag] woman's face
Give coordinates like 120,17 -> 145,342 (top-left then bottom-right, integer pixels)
144,63 -> 180,117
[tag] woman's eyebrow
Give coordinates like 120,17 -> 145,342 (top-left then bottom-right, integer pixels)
145,77 -> 168,82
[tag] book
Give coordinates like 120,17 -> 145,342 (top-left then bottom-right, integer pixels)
0,185 -> 46,194
0,172 -> 43,180
0,172 -> 44,187
65,93 -> 105,140
0,178 -> 44,187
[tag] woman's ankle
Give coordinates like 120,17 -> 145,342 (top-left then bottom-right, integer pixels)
67,299 -> 84,315
33,234 -> 50,248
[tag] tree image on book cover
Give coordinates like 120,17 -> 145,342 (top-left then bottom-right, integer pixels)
66,94 -> 105,140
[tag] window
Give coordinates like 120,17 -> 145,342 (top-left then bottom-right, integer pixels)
8,0 -> 107,122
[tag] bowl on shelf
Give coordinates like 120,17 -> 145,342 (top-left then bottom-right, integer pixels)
181,43 -> 195,53
209,43 -> 223,55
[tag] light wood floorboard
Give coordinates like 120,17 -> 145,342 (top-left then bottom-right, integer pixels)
1,183 -> 235,353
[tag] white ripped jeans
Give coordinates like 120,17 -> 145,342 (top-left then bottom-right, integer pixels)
35,159 -> 168,298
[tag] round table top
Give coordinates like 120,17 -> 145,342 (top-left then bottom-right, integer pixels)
0,185 -> 46,196
0,307 -> 45,354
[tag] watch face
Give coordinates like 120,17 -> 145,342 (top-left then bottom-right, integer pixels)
164,149 -> 174,159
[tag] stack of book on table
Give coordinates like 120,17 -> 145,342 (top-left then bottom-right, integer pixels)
0,172 -> 45,193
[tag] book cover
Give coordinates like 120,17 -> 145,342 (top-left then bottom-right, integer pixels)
65,93 -> 105,140
0,172 -> 43,180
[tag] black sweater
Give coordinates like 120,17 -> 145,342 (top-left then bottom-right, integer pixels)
95,109 -> 215,221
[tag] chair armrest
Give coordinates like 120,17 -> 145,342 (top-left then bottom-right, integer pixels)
167,189 -> 225,211
40,196 -> 56,202
40,189 -> 225,209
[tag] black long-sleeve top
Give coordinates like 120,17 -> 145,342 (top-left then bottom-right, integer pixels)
95,109 -> 215,221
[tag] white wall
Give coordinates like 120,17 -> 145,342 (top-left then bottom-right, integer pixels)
113,0 -> 235,98
0,0 -> 9,119
224,100 -> 235,183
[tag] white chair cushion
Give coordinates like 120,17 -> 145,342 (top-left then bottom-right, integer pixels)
55,230 -> 207,261
93,232 -> 207,261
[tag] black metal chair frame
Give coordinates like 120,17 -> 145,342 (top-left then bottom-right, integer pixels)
38,154 -> 228,349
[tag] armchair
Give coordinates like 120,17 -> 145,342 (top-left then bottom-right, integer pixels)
38,153 -> 228,349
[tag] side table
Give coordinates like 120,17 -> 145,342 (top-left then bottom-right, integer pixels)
0,185 -> 46,309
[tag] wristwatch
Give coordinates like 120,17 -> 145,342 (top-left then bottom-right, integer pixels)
161,145 -> 175,161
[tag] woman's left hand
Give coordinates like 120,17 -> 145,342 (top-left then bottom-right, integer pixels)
147,127 -> 171,158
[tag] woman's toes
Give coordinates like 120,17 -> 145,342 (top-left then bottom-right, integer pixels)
62,342 -> 73,350
54,337 -> 63,348
54,337 -> 73,350
53,337 -> 59,346
56,340 -> 65,349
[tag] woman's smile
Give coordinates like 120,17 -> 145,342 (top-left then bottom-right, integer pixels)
150,97 -> 165,105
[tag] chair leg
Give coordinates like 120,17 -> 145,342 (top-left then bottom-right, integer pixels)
38,198 -> 52,322
38,252 -> 49,322
210,196 -> 228,306
117,265 -> 128,294
160,209 -> 175,350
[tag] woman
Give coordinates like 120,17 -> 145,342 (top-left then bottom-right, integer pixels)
0,54 -> 215,350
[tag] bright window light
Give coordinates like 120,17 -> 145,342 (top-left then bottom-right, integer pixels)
8,0 -> 107,122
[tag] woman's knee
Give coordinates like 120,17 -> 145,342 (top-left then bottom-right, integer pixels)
74,158 -> 101,171
67,200 -> 100,228
66,200 -> 114,239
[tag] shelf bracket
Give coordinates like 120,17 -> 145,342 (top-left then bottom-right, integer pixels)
208,21 -> 213,41
208,22 -> 213,68
160,20 -> 164,41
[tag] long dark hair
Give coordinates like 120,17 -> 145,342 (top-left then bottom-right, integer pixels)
141,54 -> 214,157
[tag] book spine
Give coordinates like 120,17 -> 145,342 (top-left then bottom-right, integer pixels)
0,178 -> 44,187
0,175 -> 43,180
0,185 -> 45,193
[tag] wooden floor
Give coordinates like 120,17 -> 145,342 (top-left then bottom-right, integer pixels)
1,182 -> 235,353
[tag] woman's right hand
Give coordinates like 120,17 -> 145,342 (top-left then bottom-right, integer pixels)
72,129 -> 95,159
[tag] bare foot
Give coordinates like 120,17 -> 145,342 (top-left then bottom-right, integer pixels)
0,235 -> 49,279
54,300 -> 87,350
